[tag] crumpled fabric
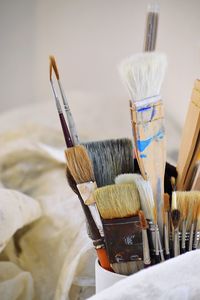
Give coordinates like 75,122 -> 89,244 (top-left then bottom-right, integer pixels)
0,114 -> 96,300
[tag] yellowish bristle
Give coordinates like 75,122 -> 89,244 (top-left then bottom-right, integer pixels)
164,193 -> 170,211
65,145 -> 95,184
93,184 -> 140,219
138,210 -> 148,229
153,206 -> 157,225
49,55 -> 59,80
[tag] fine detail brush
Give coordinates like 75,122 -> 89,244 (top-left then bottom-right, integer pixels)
153,206 -> 160,264
163,193 -> 170,259
138,210 -> 151,267
66,168 -> 111,271
49,61 -> 73,148
94,184 -> 143,275
171,209 -> 181,257
189,201 -> 197,251
119,52 -> 167,234
49,59 -> 111,270
49,55 -> 79,145
193,204 -> 200,250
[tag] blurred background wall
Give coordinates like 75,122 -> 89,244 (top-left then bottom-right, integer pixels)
0,0 -> 200,160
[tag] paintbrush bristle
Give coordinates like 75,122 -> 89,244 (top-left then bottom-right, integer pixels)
164,193 -> 170,211
115,173 -> 154,221
153,206 -> 157,225
84,139 -> 134,187
119,52 -> 167,101
139,210 -> 148,229
49,55 -> 59,80
93,184 -> 140,219
65,145 -> 95,184
171,209 -> 181,230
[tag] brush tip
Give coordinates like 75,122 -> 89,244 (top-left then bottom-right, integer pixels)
49,55 -> 60,80
171,209 -> 181,229
164,193 -> 170,211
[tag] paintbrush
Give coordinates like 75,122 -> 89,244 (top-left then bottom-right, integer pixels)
119,52 -> 167,234
138,210 -> 151,267
177,80 -> 200,190
171,209 -> 181,257
49,55 -> 79,145
163,193 -> 170,259
193,204 -> 200,250
115,173 -> 164,263
153,206 -> 160,264
189,201 -> 198,251
83,139 -> 134,187
94,184 -> 143,275
49,61 -> 73,148
66,167 -> 111,271
144,3 -> 159,51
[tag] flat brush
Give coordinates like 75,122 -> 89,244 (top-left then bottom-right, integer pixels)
65,144 -> 103,234
83,139 -> 134,187
119,52 -> 167,234
66,168 -> 111,271
49,61 -> 73,148
49,55 -> 79,145
94,184 -> 143,275
138,210 -> 151,267
171,209 -> 181,257
115,173 -> 164,262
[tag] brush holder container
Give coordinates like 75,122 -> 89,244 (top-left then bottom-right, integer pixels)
95,259 -> 126,293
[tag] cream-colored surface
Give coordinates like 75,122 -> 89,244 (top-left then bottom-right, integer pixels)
0,105 -> 96,300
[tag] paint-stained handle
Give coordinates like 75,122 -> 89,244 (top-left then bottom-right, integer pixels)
96,248 -> 113,271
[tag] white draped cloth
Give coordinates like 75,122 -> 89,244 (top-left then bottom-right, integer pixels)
0,102 -> 199,300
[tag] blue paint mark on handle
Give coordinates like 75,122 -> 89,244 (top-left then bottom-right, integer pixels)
137,137 -> 153,152
140,154 -> 147,158
137,106 -> 151,112
137,128 -> 165,153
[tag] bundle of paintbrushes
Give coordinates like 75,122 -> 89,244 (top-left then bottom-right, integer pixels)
49,48 -> 200,276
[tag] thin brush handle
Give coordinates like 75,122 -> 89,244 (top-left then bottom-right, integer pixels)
158,228 -> 165,261
155,225 -> 160,263
174,229 -> 180,257
164,222 -> 170,259
193,228 -> 199,250
58,80 -> 79,145
189,223 -> 195,251
142,229 -> 151,267
181,220 -> 186,253
50,80 -> 73,147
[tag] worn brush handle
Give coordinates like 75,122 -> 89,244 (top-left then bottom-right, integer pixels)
96,248 -> 112,271
130,101 -> 165,234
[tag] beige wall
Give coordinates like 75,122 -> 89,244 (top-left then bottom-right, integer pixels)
0,0 -> 200,160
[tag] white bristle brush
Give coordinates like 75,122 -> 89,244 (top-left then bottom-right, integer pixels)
119,52 -> 167,234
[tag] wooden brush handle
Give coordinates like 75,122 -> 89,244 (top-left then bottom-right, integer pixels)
177,80 -> 200,190
130,101 -> 166,233
95,247 -> 112,271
